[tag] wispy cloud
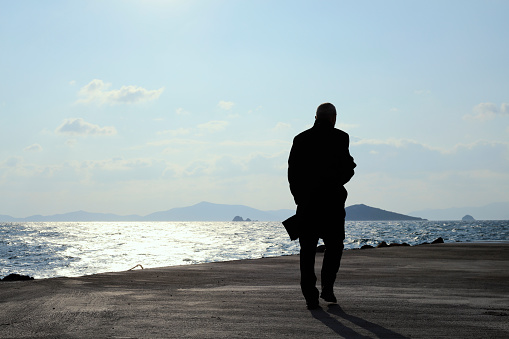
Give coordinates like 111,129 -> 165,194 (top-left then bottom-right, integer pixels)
77,79 -> 164,105
219,139 -> 290,148
157,127 -> 191,136
271,122 -> 291,133
148,138 -> 206,147
463,102 -> 509,121
23,144 -> 43,152
55,118 -> 117,136
351,138 -> 509,173
218,101 -> 234,110
81,157 -> 154,172
176,107 -> 190,115
197,120 -> 229,133
352,138 -> 422,148
65,139 -> 77,147
178,151 -> 288,178
337,123 -> 358,131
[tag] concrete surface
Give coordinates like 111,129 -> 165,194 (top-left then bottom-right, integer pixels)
1,243 -> 508,338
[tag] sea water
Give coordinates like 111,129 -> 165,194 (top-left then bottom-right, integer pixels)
1,220 -> 508,279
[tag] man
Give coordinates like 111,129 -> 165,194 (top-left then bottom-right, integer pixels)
288,102 -> 356,309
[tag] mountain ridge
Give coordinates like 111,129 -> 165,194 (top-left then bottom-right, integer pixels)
0,201 -> 424,222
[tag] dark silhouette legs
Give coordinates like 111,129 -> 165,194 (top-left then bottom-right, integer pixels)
299,235 -> 320,307
321,236 -> 344,291
299,232 -> 344,308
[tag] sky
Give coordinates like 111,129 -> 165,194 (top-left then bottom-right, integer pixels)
1,0 -> 508,218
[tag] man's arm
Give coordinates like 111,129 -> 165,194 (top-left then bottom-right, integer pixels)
288,139 -> 299,203
288,137 -> 305,205
339,134 -> 356,185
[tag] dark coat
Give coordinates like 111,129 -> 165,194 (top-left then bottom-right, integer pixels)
288,119 -> 356,231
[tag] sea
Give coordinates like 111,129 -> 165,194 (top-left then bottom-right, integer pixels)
1,220 -> 509,280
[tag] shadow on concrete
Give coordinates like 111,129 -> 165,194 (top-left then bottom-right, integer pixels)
310,304 -> 409,338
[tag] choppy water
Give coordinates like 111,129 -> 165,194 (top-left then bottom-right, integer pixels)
1,220 -> 508,279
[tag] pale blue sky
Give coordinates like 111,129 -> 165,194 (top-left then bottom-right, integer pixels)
1,0 -> 508,217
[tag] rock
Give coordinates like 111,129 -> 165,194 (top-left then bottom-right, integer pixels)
417,237 -> 444,245
245,218 -> 251,221
388,242 -> 410,247
1,273 -> 34,281
376,241 -> 389,248
431,237 -> 444,244
462,215 -> 475,221
360,244 -> 374,249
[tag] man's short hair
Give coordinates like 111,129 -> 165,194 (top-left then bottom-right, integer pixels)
316,103 -> 336,119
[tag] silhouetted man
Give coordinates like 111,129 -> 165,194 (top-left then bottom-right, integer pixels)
288,103 -> 356,309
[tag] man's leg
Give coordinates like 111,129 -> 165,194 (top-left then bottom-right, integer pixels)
320,234 -> 344,303
299,234 -> 320,308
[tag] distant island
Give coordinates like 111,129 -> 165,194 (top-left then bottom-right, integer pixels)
233,216 -> 252,221
462,215 -> 475,221
345,204 -> 425,221
0,201 -> 426,222
409,202 -> 509,220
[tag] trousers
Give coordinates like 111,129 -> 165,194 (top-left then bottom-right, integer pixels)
298,218 -> 344,303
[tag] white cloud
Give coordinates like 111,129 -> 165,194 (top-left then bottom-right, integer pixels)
352,138 -> 420,148
219,139 -> 291,150
176,107 -> 190,115
55,118 -> 117,136
77,79 -> 164,105
502,103 -> 509,114
337,123 -> 358,131
351,138 -> 509,174
23,144 -> 43,152
271,122 -> 291,132
346,139 -> 509,212
157,127 -> 191,136
148,138 -> 206,147
463,102 -> 509,121
197,120 -> 229,133
244,151 -> 288,173
218,101 -> 234,110
81,157 -> 154,172
2,156 -> 22,168
65,139 -> 77,147
146,138 -> 208,155
175,151 -> 288,179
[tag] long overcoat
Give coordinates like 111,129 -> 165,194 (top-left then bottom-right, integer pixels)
288,119 -> 356,237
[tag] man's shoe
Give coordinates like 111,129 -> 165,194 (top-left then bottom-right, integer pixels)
306,300 -> 320,310
320,290 -> 337,303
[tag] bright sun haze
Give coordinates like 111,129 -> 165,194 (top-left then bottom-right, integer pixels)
1,1 -> 508,218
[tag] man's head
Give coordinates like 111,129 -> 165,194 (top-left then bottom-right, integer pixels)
315,103 -> 336,126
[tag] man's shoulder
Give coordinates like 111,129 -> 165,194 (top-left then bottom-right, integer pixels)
333,128 -> 350,139
294,126 -> 349,141
293,127 -> 314,143
294,127 -> 312,138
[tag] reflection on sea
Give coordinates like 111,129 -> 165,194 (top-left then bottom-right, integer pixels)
1,220 -> 508,279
